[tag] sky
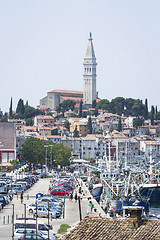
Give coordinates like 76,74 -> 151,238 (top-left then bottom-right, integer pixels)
0,0 -> 160,113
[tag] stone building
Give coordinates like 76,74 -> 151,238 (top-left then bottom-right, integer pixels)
39,33 -> 98,110
40,89 -> 83,111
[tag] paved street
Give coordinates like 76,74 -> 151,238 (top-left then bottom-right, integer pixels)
0,177 -> 105,239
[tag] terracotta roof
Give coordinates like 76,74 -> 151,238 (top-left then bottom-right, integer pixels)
36,115 -> 54,120
47,135 -> 61,139
48,89 -> 83,94
65,216 -> 160,240
61,96 -> 83,101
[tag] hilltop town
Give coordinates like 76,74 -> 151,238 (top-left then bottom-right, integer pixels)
0,33 -> 160,168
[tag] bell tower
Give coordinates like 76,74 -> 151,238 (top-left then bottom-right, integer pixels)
83,33 -> 97,108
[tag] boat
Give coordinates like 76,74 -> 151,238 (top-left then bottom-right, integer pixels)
139,183 -> 160,203
92,183 -> 103,202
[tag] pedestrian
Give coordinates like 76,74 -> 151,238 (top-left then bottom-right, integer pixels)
20,192 -> 23,204
74,192 -> 78,202
80,193 -> 83,200
89,201 -> 94,213
70,192 -> 73,201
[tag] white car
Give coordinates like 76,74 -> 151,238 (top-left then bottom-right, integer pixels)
14,229 -> 47,240
32,206 -> 57,219
14,219 -> 57,240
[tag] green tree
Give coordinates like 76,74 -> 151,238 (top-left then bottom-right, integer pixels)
118,118 -> 122,132
87,116 -> 92,134
52,144 -> 71,166
133,117 -> 144,128
21,138 -> 71,167
24,105 -> 43,119
16,99 -> 25,115
51,128 -> 58,135
21,137 -> 46,166
150,105 -> 155,125
96,99 -> 110,111
124,98 -> 135,116
73,126 -> 79,137
131,99 -> 145,117
9,97 -> 13,118
56,100 -> 76,116
1,112 -> 8,122
78,100 -> 83,118
64,120 -> 70,131
26,118 -> 34,126
144,98 -> 149,120
92,99 -> 96,108
110,97 -> 125,115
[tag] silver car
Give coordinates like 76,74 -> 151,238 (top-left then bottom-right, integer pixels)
32,206 -> 57,219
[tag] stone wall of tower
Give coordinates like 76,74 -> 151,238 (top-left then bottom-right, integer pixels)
83,33 -> 97,107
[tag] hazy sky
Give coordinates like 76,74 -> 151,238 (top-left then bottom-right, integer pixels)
0,0 -> 160,113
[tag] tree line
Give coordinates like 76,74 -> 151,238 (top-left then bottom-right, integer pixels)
21,137 -> 72,167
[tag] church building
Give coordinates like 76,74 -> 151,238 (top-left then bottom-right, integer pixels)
39,33 -> 98,111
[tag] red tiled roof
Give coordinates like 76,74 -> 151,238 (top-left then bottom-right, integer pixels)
65,216 -> 160,240
48,89 -> 83,94
61,96 -> 83,101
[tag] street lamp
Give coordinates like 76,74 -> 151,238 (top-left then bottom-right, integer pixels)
49,145 -> 53,171
0,142 -> 4,174
44,145 -> 48,173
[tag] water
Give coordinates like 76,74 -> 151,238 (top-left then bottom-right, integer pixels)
150,203 -> 160,217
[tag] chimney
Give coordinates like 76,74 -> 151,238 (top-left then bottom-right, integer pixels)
129,206 -> 143,228
123,206 -> 143,228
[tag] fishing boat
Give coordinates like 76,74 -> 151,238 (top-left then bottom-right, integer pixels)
92,183 -> 103,202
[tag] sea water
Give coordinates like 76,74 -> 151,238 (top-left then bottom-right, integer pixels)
149,203 -> 160,216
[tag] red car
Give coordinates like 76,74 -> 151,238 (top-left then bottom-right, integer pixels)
50,188 -> 72,196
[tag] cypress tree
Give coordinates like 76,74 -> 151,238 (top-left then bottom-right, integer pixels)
74,125 -> 79,137
79,100 -> 82,118
9,97 -> 12,117
145,98 -> 148,119
118,118 -> 122,132
16,98 -> 25,115
87,116 -> 92,134
151,105 -> 155,125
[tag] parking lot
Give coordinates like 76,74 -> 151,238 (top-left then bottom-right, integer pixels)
0,175 -> 105,239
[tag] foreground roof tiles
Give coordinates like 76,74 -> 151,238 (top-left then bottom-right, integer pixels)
65,216 -> 160,240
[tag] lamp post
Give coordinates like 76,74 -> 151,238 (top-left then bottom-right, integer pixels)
49,145 -> 53,171
44,145 -> 48,174
0,142 -> 4,174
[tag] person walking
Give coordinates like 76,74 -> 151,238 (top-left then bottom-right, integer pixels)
89,201 -> 94,213
70,192 -> 73,201
20,192 -> 23,204
74,192 -> 78,202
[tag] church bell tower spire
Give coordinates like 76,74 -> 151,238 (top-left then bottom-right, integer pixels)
83,32 -> 97,107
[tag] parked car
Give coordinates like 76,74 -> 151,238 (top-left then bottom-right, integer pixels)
18,233 -> 46,239
14,229 -> 47,240
50,188 -> 72,196
32,206 -> 57,219
0,195 -> 6,207
14,218 -> 56,239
